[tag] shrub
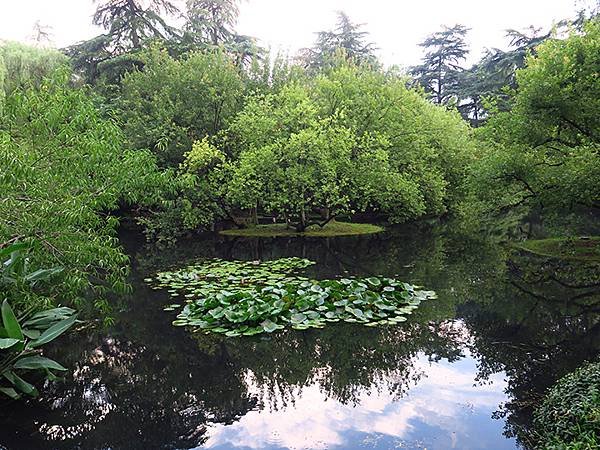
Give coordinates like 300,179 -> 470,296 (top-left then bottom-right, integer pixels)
534,361 -> 600,449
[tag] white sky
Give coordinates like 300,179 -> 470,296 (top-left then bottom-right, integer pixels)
0,0 -> 591,68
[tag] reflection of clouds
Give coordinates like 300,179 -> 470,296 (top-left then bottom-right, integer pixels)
202,353 -> 513,450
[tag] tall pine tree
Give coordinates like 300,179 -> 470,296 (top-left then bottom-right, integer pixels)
65,0 -> 180,83
92,0 -> 180,50
184,0 -> 240,46
411,25 -> 469,105
300,12 -> 378,70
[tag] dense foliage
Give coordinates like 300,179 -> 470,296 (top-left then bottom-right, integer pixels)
466,20 -> 600,222
119,48 -> 244,166
0,65 -> 166,311
0,41 -> 66,102
173,62 -> 474,233
534,361 -> 600,449
2,0 -> 599,420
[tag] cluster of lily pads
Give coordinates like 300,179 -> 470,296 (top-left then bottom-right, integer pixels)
146,257 -> 436,337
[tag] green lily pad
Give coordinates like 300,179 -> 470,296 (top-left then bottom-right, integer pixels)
147,258 -> 435,337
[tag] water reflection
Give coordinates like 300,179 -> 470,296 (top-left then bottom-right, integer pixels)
203,351 -> 512,450
0,224 -> 598,450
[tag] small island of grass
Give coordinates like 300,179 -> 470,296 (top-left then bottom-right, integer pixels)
514,237 -> 600,261
219,221 -> 384,237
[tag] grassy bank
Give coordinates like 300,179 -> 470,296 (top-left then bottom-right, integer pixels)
219,222 -> 384,237
514,237 -> 600,261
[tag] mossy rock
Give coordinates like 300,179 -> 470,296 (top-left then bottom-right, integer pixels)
219,221 -> 384,237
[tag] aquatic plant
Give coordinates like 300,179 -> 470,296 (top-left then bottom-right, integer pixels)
148,258 -> 436,336
149,257 -> 315,297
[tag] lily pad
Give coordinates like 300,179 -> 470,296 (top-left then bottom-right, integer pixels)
146,258 -> 436,337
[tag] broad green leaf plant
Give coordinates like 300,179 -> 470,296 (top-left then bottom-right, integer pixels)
0,242 -> 77,400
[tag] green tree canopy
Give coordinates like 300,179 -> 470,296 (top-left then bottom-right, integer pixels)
0,68 -> 166,311
184,0 -> 241,46
118,47 -> 244,167
64,0 -> 180,84
178,62 -> 475,232
93,0 -> 179,50
468,19 -> 600,219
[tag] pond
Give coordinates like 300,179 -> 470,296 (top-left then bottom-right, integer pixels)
1,224 -> 599,450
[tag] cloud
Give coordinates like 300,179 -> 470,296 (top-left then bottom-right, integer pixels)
201,353 -> 510,450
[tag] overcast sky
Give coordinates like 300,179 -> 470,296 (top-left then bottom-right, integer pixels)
0,0 -> 592,68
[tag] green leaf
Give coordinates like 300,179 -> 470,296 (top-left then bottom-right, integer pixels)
0,387 -> 20,399
30,314 -> 77,348
24,267 -> 63,283
290,313 -> 307,323
1,300 -> 24,343
366,277 -> 381,287
0,337 -> 20,349
3,371 -> 38,397
24,307 -> 75,327
22,329 -> 41,339
0,243 -> 29,260
350,308 -> 365,319
261,319 -> 279,333
153,257 -> 436,336
243,327 -> 263,336
13,356 -> 67,371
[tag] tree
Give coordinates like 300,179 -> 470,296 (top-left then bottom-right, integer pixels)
411,24 -> 469,105
311,63 -> 473,217
93,0 -> 179,50
217,62 -> 474,231
228,113 -> 359,232
454,16 -> 590,125
0,41 -> 67,101
118,47 -> 244,167
184,0 -> 241,46
0,64 -> 166,311
300,11 -> 378,70
177,0 -> 262,68
65,0 -> 179,83
468,19 -> 600,218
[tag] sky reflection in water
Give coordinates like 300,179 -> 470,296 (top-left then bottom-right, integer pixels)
203,350 -> 516,450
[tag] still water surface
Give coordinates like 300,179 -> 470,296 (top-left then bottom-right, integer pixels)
1,224 -> 598,449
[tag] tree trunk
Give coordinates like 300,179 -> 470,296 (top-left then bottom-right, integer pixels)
437,56 -> 443,104
295,207 -> 307,232
252,204 -> 258,225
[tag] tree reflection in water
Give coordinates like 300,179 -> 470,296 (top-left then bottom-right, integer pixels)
0,224 -> 597,449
